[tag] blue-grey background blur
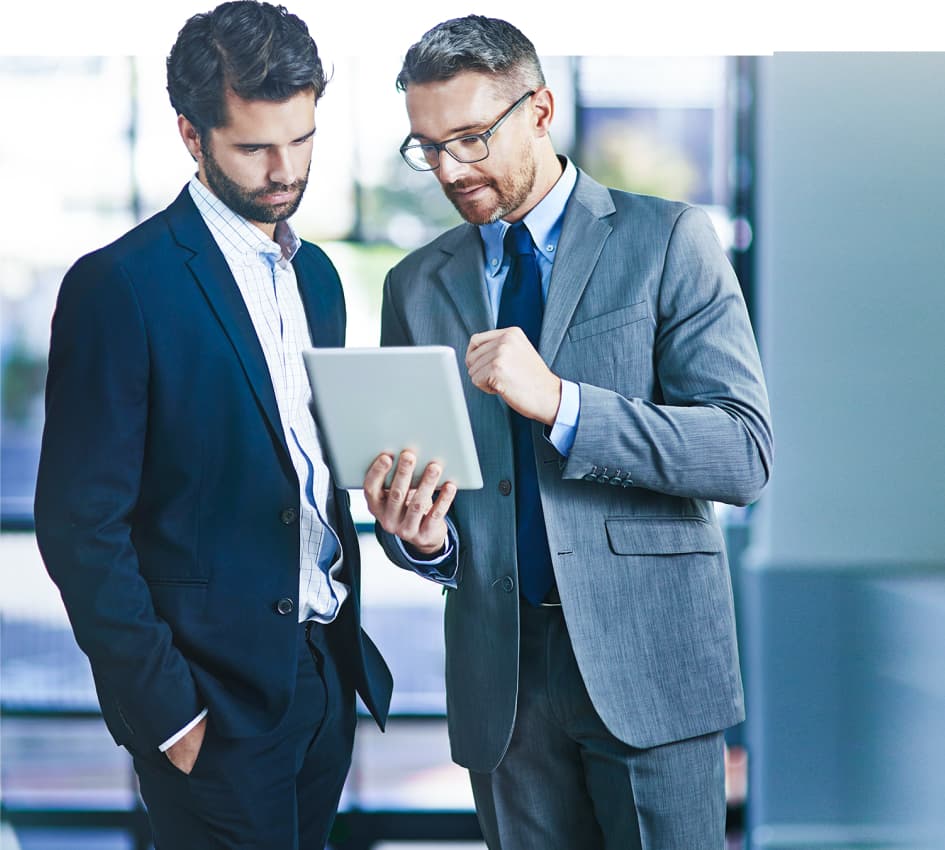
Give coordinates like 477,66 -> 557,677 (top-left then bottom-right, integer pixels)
2,3 -> 944,848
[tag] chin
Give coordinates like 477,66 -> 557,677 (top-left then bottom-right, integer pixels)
452,199 -> 499,226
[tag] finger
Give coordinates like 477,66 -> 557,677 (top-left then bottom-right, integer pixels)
466,331 -> 505,369
399,493 -> 427,539
427,481 -> 457,522
384,451 -> 416,521
363,453 -> 394,510
468,357 -> 502,395
467,329 -> 501,354
399,465 -> 438,537
412,462 -> 443,510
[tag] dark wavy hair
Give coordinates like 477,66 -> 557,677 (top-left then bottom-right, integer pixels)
396,15 -> 544,97
166,1 -> 327,137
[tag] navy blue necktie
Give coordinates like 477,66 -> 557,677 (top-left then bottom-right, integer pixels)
497,222 -> 555,606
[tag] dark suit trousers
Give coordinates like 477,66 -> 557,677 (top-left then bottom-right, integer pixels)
130,621 -> 355,850
469,602 -> 726,850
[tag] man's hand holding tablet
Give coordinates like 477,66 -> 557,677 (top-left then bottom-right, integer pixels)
363,451 -> 457,556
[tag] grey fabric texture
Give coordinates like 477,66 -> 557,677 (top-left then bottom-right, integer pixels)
377,170 -> 773,773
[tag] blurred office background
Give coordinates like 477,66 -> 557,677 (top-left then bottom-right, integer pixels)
1,36 -> 944,850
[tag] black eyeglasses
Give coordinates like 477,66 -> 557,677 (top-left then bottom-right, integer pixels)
399,91 -> 535,172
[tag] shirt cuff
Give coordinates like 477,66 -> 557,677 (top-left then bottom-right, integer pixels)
395,516 -> 459,585
547,379 -> 581,457
158,707 -> 208,753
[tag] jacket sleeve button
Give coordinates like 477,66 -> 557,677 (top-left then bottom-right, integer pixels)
275,598 -> 295,615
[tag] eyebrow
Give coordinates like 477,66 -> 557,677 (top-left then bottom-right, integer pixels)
233,126 -> 316,149
411,119 -> 490,143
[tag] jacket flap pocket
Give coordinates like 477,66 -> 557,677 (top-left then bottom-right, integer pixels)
605,517 -> 722,555
568,301 -> 649,342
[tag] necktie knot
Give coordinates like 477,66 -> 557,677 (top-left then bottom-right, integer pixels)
505,221 -> 535,258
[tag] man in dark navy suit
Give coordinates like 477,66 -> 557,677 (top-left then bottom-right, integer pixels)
33,3 -> 391,846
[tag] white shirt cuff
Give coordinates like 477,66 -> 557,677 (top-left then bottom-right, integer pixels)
158,707 -> 208,752
395,515 -> 456,566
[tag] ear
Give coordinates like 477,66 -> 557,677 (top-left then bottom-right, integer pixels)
177,114 -> 203,163
531,88 -> 554,138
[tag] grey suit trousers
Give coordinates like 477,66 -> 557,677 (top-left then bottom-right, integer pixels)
469,602 -> 726,850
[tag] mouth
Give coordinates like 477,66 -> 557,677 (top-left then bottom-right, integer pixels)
255,182 -> 304,205
259,190 -> 298,205
448,183 -> 491,202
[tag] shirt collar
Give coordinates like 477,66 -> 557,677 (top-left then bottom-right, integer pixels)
188,175 -> 300,267
479,156 -> 578,276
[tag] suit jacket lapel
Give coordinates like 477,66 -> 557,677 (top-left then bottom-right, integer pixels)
436,224 -> 494,337
164,187 -> 290,459
293,248 -> 343,348
539,171 -> 616,365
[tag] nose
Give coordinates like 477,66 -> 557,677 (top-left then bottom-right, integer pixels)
268,147 -> 295,186
436,151 -> 469,185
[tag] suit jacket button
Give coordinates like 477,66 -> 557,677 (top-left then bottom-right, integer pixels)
500,576 -> 514,593
498,479 -> 512,496
280,508 -> 298,525
275,597 -> 295,615
583,472 -> 597,481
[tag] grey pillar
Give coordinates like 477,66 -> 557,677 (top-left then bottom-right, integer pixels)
744,52 -> 945,850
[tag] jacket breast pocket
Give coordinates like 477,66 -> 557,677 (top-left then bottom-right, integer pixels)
568,300 -> 649,342
604,516 -> 723,556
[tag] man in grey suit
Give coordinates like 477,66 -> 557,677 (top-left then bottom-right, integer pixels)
363,15 -> 772,849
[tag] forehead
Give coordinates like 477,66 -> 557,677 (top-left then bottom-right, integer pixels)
405,72 -> 512,140
215,88 -> 316,140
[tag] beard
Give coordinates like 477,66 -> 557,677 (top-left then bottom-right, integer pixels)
201,143 -> 309,224
443,145 -> 538,225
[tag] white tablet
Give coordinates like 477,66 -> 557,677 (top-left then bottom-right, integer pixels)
303,346 -> 483,490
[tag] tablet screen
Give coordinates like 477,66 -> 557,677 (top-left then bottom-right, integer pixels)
303,346 -> 483,490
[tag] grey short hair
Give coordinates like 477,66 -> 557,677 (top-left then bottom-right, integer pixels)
396,15 -> 545,95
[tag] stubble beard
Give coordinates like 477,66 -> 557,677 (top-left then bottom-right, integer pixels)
445,147 -> 538,225
201,142 -> 310,224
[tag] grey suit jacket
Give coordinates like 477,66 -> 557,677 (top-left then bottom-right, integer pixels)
378,170 -> 773,773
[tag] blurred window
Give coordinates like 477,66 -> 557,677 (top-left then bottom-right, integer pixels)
0,53 -> 749,843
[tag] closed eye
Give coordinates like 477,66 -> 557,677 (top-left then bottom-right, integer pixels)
292,128 -> 316,145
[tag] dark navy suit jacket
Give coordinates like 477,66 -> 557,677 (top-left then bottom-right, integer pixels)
34,186 -> 392,753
